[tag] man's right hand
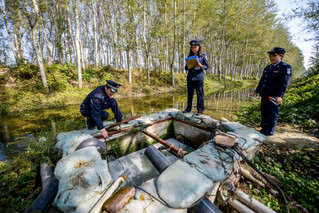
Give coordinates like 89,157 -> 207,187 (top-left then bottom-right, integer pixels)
253,92 -> 258,97
102,129 -> 109,138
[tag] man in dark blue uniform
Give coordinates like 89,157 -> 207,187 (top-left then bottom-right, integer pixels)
183,39 -> 209,115
80,80 -> 124,138
253,47 -> 292,136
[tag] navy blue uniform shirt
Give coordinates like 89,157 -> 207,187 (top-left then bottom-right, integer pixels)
80,85 -> 123,130
255,61 -> 292,98
185,52 -> 209,81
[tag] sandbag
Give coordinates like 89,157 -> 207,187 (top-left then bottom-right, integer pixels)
54,147 -> 112,213
201,117 -> 219,128
226,132 -> 260,150
220,121 -> 246,132
55,131 -> 93,157
136,117 -> 152,124
118,178 -> 186,213
234,127 -> 268,142
184,143 -> 240,182
156,160 -> 214,208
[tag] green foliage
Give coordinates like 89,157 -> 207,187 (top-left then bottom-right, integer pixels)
236,67 -> 319,128
14,64 -> 40,81
0,135 -> 55,211
254,146 -> 319,213
142,85 -> 153,94
0,118 -> 86,212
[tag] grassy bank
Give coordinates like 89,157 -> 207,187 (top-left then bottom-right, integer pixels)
0,63 -> 256,114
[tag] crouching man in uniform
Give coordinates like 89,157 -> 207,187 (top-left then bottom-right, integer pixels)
80,80 -> 124,138
253,47 -> 292,136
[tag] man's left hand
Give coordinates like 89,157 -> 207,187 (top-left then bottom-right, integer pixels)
275,97 -> 282,104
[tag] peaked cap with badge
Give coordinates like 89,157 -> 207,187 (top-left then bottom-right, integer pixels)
267,47 -> 286,55
189,39 -> 201,46
106,80 -> 122,93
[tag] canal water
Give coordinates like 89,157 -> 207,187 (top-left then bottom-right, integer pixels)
0,87 -> 257,161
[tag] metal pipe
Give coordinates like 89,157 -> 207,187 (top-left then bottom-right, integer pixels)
172,117 -> 213,132
105,115 -> 141,130
141,130 -> 188,158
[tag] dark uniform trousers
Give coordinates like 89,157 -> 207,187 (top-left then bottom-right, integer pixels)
186,80 -> 204,113
80,110 -> 109,128
260,97 -> 280,135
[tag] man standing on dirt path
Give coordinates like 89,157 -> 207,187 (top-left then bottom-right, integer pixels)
80,80 -> 124,138
253,47 -> 292,136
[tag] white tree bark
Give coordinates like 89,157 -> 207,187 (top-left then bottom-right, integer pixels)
42,21 -> 52,65
74,0 -> 82,88
1,0 -> 19,63
91,0 -> 98,67
127,48 -> 131,84
30,0 -> 49,93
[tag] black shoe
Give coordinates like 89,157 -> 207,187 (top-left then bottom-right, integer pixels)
86,118 -> 96,129
195,112 -> 203,116
259,130 -> 273,136
182,110 -> 190,113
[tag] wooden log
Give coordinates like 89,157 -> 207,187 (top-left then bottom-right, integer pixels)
89,169 -> 130,213
207,182 -> 220,203
240,166 -> 265,188
102,187 -> 135,213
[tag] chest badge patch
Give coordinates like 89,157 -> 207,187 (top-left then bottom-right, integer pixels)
273,71 -> 279,73
287,68 -> 291,74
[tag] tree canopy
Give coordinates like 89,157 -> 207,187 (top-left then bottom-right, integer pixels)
0,0 -> 306,87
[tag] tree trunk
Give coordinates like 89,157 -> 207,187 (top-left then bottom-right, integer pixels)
42,21 -> 53,65
127,48 -> 132,84
91,0 -> 98,67
171,0 -> 176,86
1,0 -> 19,63
74,0 -> 82,88
29,0 -> 49,94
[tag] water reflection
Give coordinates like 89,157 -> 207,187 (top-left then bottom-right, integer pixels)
0,87 -> 255,160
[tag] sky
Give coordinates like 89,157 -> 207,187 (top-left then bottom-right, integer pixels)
275,0 -> 316,69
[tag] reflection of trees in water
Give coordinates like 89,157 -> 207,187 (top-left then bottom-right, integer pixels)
171,87 -> 254,119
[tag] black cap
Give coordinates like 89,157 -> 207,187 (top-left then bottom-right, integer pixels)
267,47 -> 286,54
106,80 -> 122,93
190,39 -> 201,46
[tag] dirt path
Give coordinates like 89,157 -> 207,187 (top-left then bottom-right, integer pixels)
255,124 -> 319,148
